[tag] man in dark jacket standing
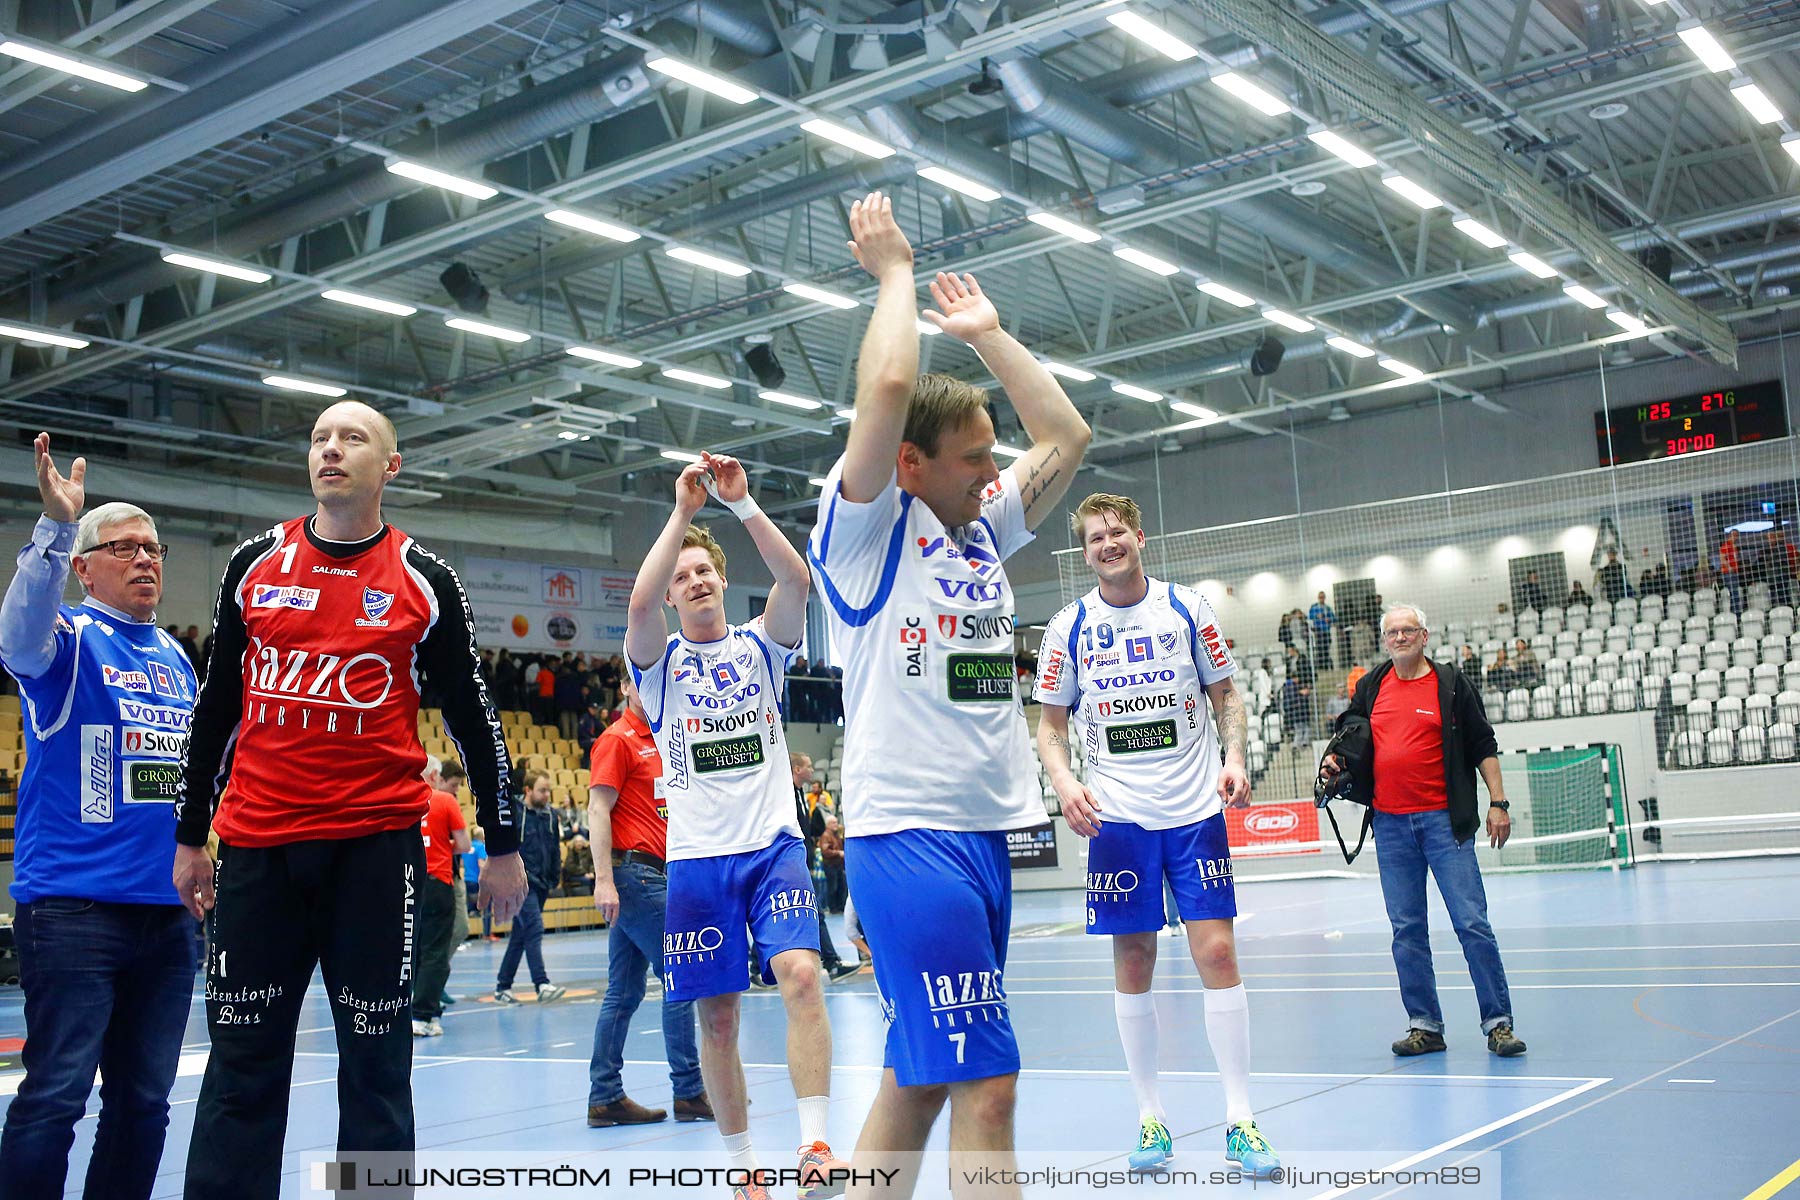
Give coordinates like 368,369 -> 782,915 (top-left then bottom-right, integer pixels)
1325,602 -> 1525,1059
494,771 -> 568,1005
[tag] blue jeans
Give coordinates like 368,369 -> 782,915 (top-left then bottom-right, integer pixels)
0,899 -> 196,1200
588,862 -> 701,1105
1374,809 -> 1514,1035
497,888 -> 548,990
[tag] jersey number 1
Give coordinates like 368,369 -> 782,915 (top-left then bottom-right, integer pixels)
276,542 -> 298,574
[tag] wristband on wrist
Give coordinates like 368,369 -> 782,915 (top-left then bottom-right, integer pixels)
723,493 -> 762,521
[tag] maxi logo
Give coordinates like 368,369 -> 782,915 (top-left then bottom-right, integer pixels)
665,926 -> 725,957
683,681 -> 761,710
684,710 -> 761,735
1086,869 -> 1139,898
1125,636 -> 1153,663
1096,693 -> 1177,717
1200,623 -> 1231,671
1039,647 -> 1066,693
118,700 -> 191,731
937,613 -> 1016,641
935,578 -> 1006,603
1091,670 -> 1176,690
916,535 -> 999,578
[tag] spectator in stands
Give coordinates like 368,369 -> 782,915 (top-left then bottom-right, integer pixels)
478,648 -> 495,693
788,656 -> 811,723
597,655 -> 621,710
1564,580 -> 1591,608
1282,608 -> 1308,654
465,826 -> 494,939
441,761 -> 471,961
1718,531 -> 1742,613
1520,570 -> 1546,614
819,816 -> 847,915
788,753 -> 857,980
804,777 -> 834,821
0,437 -> 199,1198
179,622 -> 202,667
1458,645 -> 1480,678
1346,661 -> 1367,695
494,650 -> 522,712
578,700 -> 606,756
412,756 -> 471,1038
1250,658 -> 1274,713
563,835 -> 596,896
808,657 -> 832,726
555,793 -> 588,840
494,771 -> 569,1005
1484,648 -> 1513,693
828,665 -> 844,724
587,674 -> 710,1127
555,656 -> 585,739
1594,549 -> 1627,604
1511,639 -> 1541,688
1325,682 -> 1351,724
1282,643 -> 1315,743
534,658 -> 558,726
1309,591 -> 1337,670
1322,602 -> 1524,1060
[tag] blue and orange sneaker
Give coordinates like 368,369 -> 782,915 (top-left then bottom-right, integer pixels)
1225,1120 -> 1280,1178
797,1140 -> 852,1199
1127,1115 -> 1174,1169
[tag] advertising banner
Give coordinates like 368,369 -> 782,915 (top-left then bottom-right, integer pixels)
1224,801 -> 1321,858
462,556 -> 633,653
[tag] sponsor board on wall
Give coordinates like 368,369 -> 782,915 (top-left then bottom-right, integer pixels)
1224,801 -> 1321,857
1006,821 -> 1060,869
463,556 -> 634,652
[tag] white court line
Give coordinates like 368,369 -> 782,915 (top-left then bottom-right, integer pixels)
1667,1078 -> 1715,1084
1007,964 -> 1800,981
1006,941 -> 1800,963
1005,982 -> 1800,994
1309,1076 -> 1611,1199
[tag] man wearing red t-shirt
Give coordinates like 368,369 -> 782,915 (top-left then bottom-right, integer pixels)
1334,603 -> 1524,1062
412,756 -> 471,1037
170,401 -> 526,1198
585,675 -> 708,1128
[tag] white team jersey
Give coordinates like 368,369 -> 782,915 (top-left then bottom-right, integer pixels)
808,459 -> 1042,837
631,618 -> 800,861
1034,577 -> 1237,830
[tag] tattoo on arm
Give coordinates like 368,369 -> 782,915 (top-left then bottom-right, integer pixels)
1019,446 -> 1064,512
1048,732 -> 1070,751
1218,691 -> 1248,761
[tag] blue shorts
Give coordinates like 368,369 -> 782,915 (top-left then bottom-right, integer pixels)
847,829 -> 1019,1086
1086,814 -> 1237,934
664,834 -> 819,1001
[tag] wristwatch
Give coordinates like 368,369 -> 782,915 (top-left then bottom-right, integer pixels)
1489,800 -> 1510,812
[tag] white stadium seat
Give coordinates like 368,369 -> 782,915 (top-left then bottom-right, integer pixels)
1584,679 -> 1610,714
1642,675 -> 1665,709
1733,637 -> 1761,670
1676,643 -> 1701,674
1740,609 -> 1765,642
1532,686 -> 1556,720
1596,651 -> 1620,683
1557,684 -> 1581,718
1631,622 -> 1656,653
1706,727 -> 1735,765
1769,722 -> 1798,761
1683,615 -> 1710,645
1695,668 -> 1722,702
1668,672 -> 1694,706
1671,730 -> 1705,768
1565,604 -> 1589,633
1725,666 -> 1752,699
1746,693 -> 1775,728
1546,658 -> 1569,689
1554,631 -> 1579,660
1779,690 -> 1800,727
1621,648 -> 1647,680
1738,723 -> 1767,763
1531,634 -> 1553,661
1579,628 -> 1605,657
1591,599 -> 1614,626
1715,695 -> 1744,731
1703,641 -> 1729,673
1762,634 -> 1789,667
1712,612 -> 1738,643
1605,625 -> 1629,655
1614,596 -> 1639,625
1750,583 -> 1774,612
1640,594 -> 1664,624
1538,609 -> 1562,637
1693,588 -> 1718,619
1650,645 -> 1675,677
1685,697 -> 1714,733
1772,606 -> 1797,639
1611,676 -> 1639,712
1263,712 -> 1283,745
1668,592 -> 1692,622
1786,662 -> 1800,693
1514,611 -> 1538,638
1657,619 -> 1684,650
1483,689 -> 1505,721
1471,622 -> 1493,645
1571,655 -> 1595,688
1506,688 -> 1531,723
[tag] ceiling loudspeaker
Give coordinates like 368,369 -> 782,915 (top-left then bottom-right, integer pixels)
1640,244 -> 1673,283
744,343 -> 785,389
1249,333 -> 1286,377
439,262 -> 489,314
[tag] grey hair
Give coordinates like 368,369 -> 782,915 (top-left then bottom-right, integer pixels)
1381,602 -> 1429,633
421,754 -> 443,780
74,502 -> 157,555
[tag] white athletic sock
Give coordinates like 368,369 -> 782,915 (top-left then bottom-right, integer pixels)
1204,983 -> 1254,1127
1113,989 -> 1164,1122
722,1129 -> 759,1174
797,1094 -> 831,1148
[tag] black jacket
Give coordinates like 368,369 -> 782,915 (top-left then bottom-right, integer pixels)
519,805 -> 561,895
1345,657 -> 1499,844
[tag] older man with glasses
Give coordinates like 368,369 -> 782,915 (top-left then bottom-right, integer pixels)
0,435 -> 200,1200
1321,603 -> 1526,1060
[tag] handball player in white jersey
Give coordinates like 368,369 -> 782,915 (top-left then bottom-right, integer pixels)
1035,493 -> 1279,1178
808,194 -> 1091,1197
627,452 -> 848,1200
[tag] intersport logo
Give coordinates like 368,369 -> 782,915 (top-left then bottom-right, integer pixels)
1091,670 -> 1176,690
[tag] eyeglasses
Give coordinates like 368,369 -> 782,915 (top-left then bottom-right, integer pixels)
84,539 -> 171,562
1383,626 -> 1425,641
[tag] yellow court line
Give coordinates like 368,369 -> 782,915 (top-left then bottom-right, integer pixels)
1745,1155 -> 1800,1200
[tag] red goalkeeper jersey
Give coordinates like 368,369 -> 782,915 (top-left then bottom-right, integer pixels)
176,517 -> 517,853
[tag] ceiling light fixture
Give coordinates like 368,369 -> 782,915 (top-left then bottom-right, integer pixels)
566,346 -> 643,368
644,56 -> 759,103
385,159 -> 497,199
1261,308 -> 1316,333
0,321 -> 90,349
444,316 -> 530,342
1105,10 -> 1199,60
1451,216 -> 1508,248
544,209 -> 640,242
1378,358 -> 1425,378
916,165 -> 1001,202
799,117 -> 894,158
1730,79 -> 1784,124
321,289 -> 417,316
262,375 -> 347,397
1169,401 -> 1217,420
1211,71 -> 1291,116
1381,172 -> 1444,209
991,443 -> 1026,459
1562,283 -> 1607,310
1606,310 -> 1650,336
1113,246 -> 1181,276
660,449 -> 704,463
761,390 -> 824,410
1325,335 -> 1376,358
1508,250 -> 1559,279
1026,211 -> 1103,243
782,282 -> 859,309
1041,360 -> 1097,382
1675,22 -> 1736,73
1306,128 -> 1377,168
161,251 -> 272,283
662,367 -> 732,389
1198,280 -> 1256,307
1111,381 -> 1163,402
0,38 -> 149,91
667,245 -> 754,276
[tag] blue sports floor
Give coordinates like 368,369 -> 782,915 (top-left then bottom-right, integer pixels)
4,857 -> 1799,1198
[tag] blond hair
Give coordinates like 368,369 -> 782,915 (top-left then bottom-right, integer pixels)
1070,492 -> 1142,541
681,525 -> 726,576
903,373 -> 990,456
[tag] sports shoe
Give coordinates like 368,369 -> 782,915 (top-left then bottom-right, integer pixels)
1224,1121 -> 1280,1179
796,1141 -> 852,1199
1487,1023 -> 1527,1057
536,983 -> 567,1003
493,988 -> 520,1006
730,1184 -> 772,1200
410,1018 -> 442,1038
1127,1116 -> 1173,1170
826,962 -> 861,982
440,990 -> 456,1007
673,1093 -> 716,1122
1392,1028 -> 1446,1056
587,1096 -> 667,1127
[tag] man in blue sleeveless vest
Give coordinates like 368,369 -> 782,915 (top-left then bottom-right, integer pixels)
0,434 -> 199,1199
